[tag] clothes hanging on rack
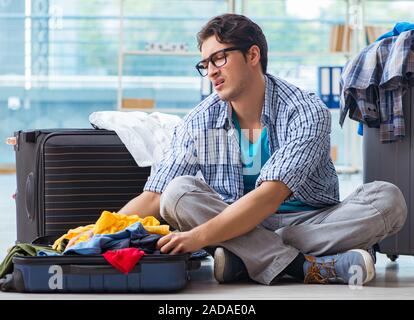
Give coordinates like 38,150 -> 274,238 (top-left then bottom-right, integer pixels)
340,30 -> 414,142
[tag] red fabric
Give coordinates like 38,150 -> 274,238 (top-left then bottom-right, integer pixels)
103,248 -> 145,274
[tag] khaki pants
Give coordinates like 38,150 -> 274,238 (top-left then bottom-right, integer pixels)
160,176 -> 407,285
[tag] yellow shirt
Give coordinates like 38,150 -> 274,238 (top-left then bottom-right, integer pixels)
53,211 -> 170,251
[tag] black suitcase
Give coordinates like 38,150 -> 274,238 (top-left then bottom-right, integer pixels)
12,129 -> 151,243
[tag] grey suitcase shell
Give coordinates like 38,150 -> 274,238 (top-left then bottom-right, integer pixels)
9,236 -> 201,293
363,86 -> 414,261
12,254 -> 196,293
13,129 -> 151,243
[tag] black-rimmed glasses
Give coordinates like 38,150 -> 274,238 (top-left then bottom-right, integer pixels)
195,46 -> 249,77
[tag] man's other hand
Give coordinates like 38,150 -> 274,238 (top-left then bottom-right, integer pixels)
66,229 -> 94,248
156,230 -> 204,254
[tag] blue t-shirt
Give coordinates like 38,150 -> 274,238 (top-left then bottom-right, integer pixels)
232,112 -> 317,213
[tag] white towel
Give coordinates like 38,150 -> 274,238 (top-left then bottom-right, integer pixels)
89,111 -> 182,171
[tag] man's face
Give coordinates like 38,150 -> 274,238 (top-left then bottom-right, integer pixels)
200,36 -> 250,101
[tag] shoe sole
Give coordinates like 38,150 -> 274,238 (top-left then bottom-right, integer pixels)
213,247 -> 226,283
349,249 -> 376,284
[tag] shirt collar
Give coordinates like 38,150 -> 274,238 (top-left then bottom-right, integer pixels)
214,74 -> 278,129
214,100 -> 231,129
261,74 -> 278,126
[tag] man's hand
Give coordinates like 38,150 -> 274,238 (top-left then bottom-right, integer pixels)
66,229 -> 94,248
156,230 -> 205,254
188,180 -> 291,246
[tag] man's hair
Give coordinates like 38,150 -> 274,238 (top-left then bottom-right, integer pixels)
197,13 -> 268,74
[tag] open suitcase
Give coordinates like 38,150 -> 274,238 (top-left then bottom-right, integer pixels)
7,128 -> 203,292
363,86 -> 414,261
8,236 -> 200,293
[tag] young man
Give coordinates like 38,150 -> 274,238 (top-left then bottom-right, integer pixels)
73,14 -> 407,285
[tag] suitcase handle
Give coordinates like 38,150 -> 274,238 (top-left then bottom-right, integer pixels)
25,173 -> 35,221
66,264 -> 141,275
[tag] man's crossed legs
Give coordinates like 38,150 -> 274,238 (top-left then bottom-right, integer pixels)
160,176 -> 407,285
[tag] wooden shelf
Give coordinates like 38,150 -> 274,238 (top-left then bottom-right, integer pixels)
0,164 -> 16,174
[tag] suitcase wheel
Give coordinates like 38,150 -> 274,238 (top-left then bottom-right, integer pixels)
387,254 -> 399,262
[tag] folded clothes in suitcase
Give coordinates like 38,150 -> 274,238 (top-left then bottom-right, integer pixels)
7,236 -> 201,293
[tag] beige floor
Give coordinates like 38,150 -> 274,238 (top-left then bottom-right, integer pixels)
1,253 -> 414,300
1,173 -> 414,300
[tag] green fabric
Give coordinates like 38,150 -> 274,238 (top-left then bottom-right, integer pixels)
0,243 -> 58,279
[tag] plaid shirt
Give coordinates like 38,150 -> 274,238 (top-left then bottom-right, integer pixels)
339,30 -> 414,142
144,74 -> 339,207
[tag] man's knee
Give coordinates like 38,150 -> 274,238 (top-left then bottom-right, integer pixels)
159,175 -> 198,222
371,181 -> 407,234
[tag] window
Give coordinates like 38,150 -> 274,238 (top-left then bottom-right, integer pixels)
1,0 -> 412,167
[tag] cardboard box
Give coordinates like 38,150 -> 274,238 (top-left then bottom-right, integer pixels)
365,25 -> 389,44
331,145 -> 338,163
122,98 -> 155,109
329,24 -> 353,53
